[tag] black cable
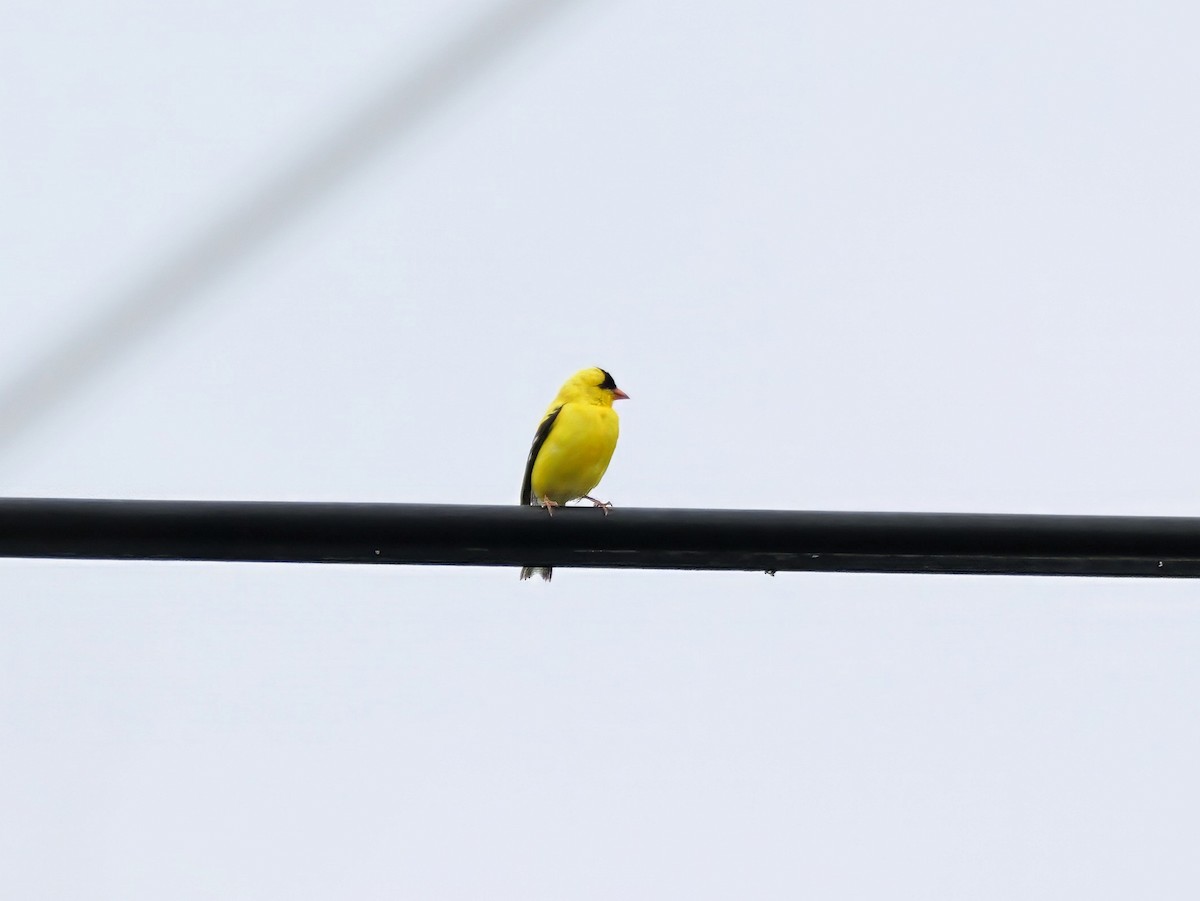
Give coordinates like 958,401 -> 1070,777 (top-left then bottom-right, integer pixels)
1,498 -> 1197,577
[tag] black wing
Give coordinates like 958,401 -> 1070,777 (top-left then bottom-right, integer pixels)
519,406 -> 562,505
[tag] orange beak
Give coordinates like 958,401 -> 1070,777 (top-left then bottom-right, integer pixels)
612,388 -> 630,401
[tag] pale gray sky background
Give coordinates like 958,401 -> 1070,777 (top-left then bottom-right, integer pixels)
3,0 -> 1200,897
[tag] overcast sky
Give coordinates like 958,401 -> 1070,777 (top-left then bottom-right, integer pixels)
4,0 -> 1200,897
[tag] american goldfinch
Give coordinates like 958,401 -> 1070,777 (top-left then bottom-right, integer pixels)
519,367 -> 629,581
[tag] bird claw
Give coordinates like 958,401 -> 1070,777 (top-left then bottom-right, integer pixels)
584,496 -> 613,516
539,496 -> 560,517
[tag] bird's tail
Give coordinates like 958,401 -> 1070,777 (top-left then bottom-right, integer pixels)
520,566 -> 553,582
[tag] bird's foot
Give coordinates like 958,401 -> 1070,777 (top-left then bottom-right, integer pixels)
584,495 -> 613,516
539,496 -> 560,517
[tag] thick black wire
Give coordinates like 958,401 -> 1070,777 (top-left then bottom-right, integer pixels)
1,498 -> 1198,577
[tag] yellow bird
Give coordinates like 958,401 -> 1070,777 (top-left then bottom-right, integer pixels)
519,367 -> 629,581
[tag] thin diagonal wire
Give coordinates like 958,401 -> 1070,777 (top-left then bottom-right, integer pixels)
0,0 -> 580,452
